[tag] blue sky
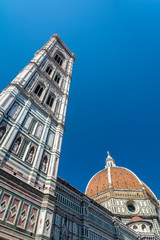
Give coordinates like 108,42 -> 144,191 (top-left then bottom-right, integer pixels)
0,0 -> 160,198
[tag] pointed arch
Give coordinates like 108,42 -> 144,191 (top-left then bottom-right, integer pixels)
54,73 -> 61,84
34,82 -> 45,97
46,93 -> 55,108
46,65 -> 53,75
54,51 -> 65,67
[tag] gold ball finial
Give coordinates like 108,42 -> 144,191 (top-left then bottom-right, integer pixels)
107,151 -> 110,156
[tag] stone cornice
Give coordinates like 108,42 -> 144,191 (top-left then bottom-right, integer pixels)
9,83 -> 65,130
0,223 -> 35,240
57,177 -> 114,217
0,169 -> 44,201
51,34 -> 76,61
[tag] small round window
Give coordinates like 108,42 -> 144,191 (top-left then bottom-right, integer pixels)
126,200 -> 138,214
133,225 -> 137,230
127,204 -> 135,212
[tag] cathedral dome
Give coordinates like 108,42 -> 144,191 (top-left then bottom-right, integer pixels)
85,152 -> 157,203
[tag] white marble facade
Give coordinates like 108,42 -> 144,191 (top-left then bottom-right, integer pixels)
0,34 -> 76,240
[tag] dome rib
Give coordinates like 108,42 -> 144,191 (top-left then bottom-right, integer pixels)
142,182 -> 157,200
110,167 -> 141,190
85,166 -> 157,201
108,167 -> 112,186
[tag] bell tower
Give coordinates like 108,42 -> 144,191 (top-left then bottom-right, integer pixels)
0,34 -> 75,240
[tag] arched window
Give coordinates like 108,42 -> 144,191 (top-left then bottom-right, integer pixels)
0,125 -> 6,141
54,53 -> 63,66
46,94 -> 54,108
34,84 -> 44,97
46,66 -> 52,75
54,74 -> 61,84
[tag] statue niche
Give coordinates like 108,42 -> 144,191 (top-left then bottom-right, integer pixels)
12,136 -> 22,153
26,146 -> 35,163
40,155 -> 48,173
0,125 -> 7,141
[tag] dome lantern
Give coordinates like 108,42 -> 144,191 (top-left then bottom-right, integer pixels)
105,151 -> 116,168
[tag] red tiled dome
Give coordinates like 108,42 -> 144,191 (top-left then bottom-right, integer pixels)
86,167 -> 141,197
85,166 -> 157,201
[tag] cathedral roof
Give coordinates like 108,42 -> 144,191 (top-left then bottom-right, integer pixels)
85,153 -> 157,202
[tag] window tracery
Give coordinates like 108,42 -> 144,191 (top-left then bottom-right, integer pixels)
54,53 -> 64,66
34,83 -> 44,97
46,94 -> 55,108
46,66 -> 53,75
54,74 -> 61,84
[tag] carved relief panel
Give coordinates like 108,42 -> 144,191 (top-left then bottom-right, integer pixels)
17,202 -> 30,229
0,193 -> 12,220
6,197 -> 21,225
27,206 -> 39,233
